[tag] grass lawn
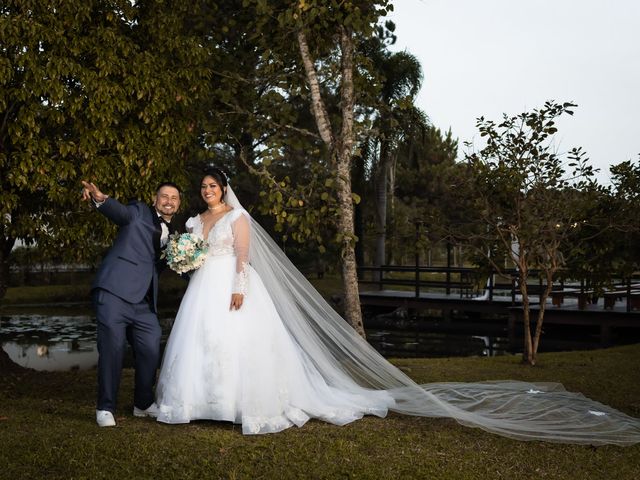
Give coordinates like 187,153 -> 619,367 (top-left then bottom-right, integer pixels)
2,279 -> 639,478
1,274 -> 342,308
1,345 -> 639,479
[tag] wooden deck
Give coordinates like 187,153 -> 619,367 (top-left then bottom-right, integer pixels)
355,262 -> 640,351
361,288 -> 640,347
359,289 -> 517,315
507,297 -> 640,345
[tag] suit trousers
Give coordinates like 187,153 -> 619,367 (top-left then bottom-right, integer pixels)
94,289 -> 162,413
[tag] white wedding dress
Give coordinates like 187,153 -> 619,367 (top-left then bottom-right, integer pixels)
155,187 -> 640,444
156,208 -> 392,434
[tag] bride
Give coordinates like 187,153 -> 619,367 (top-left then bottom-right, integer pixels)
155,167 -> 640,445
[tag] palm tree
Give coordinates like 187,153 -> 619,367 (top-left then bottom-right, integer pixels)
367,48 -> 424,270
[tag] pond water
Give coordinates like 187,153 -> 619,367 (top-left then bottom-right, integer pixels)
1,315 -> 99,371
366,329 -> 510,358
1,310 -> 611,371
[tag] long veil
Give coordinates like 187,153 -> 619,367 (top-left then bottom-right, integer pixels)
224,186 -> 640,446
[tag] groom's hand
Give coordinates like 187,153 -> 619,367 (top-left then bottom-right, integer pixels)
230,293 -> 244,311
81,180 -> 108,203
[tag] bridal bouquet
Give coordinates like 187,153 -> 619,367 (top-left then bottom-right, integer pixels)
162,232 -> 209,274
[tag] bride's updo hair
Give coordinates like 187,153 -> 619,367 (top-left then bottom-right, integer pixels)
200,167 -> 229,203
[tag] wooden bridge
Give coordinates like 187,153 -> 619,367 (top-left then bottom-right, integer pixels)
357,265 -> 640,347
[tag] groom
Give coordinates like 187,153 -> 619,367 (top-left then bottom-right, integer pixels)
82,180 -> 182,427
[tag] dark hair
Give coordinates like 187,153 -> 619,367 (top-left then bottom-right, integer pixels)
201,167 -> 228,186
200,167 -> 229,202
156,181 -> 182,195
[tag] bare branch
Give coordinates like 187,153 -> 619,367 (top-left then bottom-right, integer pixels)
219,100 -> 321,141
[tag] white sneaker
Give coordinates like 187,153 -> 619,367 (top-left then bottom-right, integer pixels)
133,402 -> 160,418
96,410 -> 116,427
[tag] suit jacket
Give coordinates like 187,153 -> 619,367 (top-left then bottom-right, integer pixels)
92,198 -> 177,312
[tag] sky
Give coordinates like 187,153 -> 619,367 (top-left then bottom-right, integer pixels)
387,0 -> 640,183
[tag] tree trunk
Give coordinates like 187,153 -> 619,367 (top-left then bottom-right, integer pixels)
297,26 -> 365,337
519,271 -> 535,365
0,235 -> 24,373
337,160 -> 365,337
354,199 -> 365,276
387,153 -> 398,265
0,234 -> 15,301
532,270 -> 554,357
296,30 -> 334,149
336,27 -> 365,337
353,151 -> 366,276
374,140 -> 388,274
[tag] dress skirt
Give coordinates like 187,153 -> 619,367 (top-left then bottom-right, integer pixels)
155,254 -> 392,434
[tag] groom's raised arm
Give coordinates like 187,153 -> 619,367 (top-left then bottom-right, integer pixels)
81,180 -> 134,226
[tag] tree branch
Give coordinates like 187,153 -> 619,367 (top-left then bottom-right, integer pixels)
297,29 -> 334,148
339,25 -> 355,159
219,101 -> 321,141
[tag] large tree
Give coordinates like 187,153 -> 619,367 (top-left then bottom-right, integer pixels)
368,46 -> 423,269
456,101 -> 597,365
567,157 -> 640,287
0,0 -> 210,299
391,123 -> 459,263
211,0 -> 393,337
608,158 -> 640,276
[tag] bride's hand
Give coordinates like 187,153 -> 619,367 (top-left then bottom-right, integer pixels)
230,293 -> 244,311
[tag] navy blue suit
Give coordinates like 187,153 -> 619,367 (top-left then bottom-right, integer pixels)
92,198 -> 169,413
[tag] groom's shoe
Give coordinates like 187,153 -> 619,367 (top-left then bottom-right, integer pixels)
96,410 -> 116,427
133,403 -> 160,418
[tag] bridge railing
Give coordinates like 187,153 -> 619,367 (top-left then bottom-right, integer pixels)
357,265 -> 522,301
358,265 -> 640,310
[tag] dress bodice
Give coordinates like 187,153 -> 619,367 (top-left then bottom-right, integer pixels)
186,210 -> 237,257
185,209 -> 250,295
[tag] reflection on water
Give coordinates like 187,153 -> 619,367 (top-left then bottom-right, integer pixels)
1,313 -> 513,372
0,314 -> 179,372
6,310 -> 616,371
366,329 -> 510,358
1,315 -> 98,371
3,341 -> 98,371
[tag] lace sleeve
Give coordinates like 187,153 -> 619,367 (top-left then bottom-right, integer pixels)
231,212 -> 250,295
